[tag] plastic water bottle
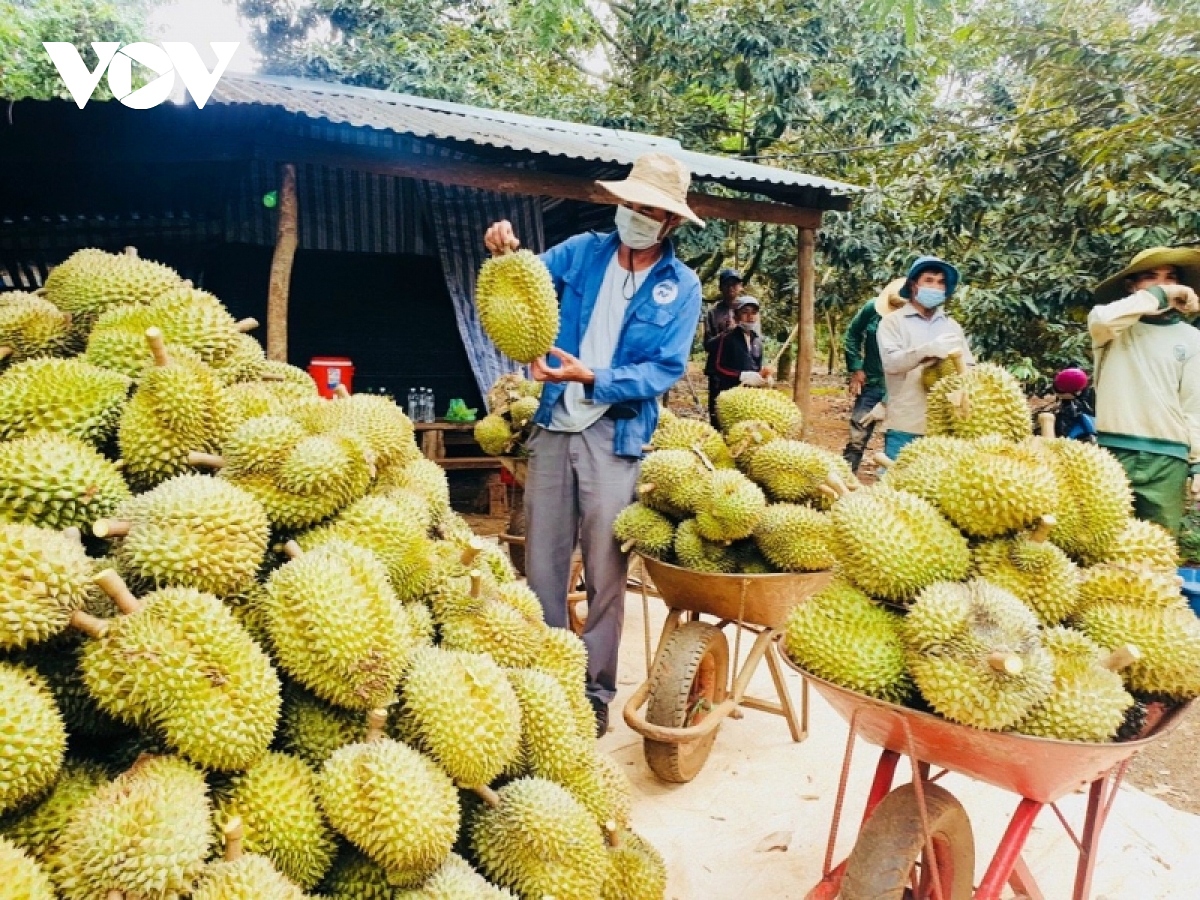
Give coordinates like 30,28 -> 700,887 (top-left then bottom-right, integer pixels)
425,388 -> 436,422
407,388 -> 418,421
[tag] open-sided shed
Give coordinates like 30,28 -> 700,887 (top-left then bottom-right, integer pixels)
0,73 -> 858,421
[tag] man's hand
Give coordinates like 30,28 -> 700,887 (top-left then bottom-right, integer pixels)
483,220 -> 520,257
738,371 -> 767,387
1162,284 -> 1200,315
920,332 -> 960,361
848,370 -> 866,398
531,348 -> 595,384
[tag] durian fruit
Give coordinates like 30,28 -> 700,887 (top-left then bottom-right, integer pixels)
0,664 -> 66,816
118,330 -> 233,490
77,572 -> 281,771
43,247 -> 181,339
1030,437 -> 1132,564
636,448 -> 708,517
828,484 -> 970,604
0,432 -> 131,531
507,669 -> 587,778
475,250 -> 560,364
49,754 -> 212,900
1076,564 -> 1186,611
470,777 -> 608,900
920,355 -> 959,391
783,580 -> 912,704
264,541 -> 427,710
375,455 -> 452,520
0,759 -> 109,862
724,418 -> 780,467
508,396 -> 540,429
318,847 -> 395,900
0,291 -> 72,364
192,817 -> 308,900
1099,518 -> 1180,571
1072,603 -> 1200,699
753,503 -> 834,572
277,686 -> 368,770
224,378 -> 314,426
1014,628 -> 1134,742
402,647 -> 522,788
613,502 -> 675,558
746,439 -> 834,503
600,827 -> 668,900
926,362 -> 1031,442
0,357 -> 131,445
902,579 -> 1054,730
495,581 -> 545,624
732,540 -> 774,573
298,392 -> 420,469
213,332 -> 269,385
297,494 -> 435,602
0,523 -> 94,650
476,414 -> 516,456
440,597 -> 548,669
673,518 -> 738,573
972,518 -> 1080,626
96,473 -> 269,596
317,710 -> 460,886
213,752 -> 336,890
395,851 -> 517,899
881,435 -> 970,501
715,385 -> 803,438
694,468 -> 767,542
16,643 -> 126,741
533,628 -> 589,692
650,411 -> 735,468
0,835 -> 56,900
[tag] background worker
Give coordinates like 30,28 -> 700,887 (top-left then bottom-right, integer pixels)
1088,247 -> 1200,532
483,152 -> 703,736
877,255 -> 974,459
703,268 -> 744,422
705,296 -> 772,395
842,277 -> 905,472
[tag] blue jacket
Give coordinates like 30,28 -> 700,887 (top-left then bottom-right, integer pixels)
534,230 -> 702,458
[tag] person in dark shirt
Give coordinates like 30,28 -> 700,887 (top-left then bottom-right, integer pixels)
705,296 -> 770,400
841,278 -> 904,471
703,268 -> 743,422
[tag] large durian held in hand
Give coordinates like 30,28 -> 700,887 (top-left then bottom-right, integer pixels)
927,357 -> 1031,442
476,249 -> 560,363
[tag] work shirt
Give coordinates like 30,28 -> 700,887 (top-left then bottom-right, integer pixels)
704,325 -> 763,388
877,302 -> 973,435
703,302 -> 737,376
843,298 -> 887,390
1089,287 -> 1200,470
533,230 -> 702,459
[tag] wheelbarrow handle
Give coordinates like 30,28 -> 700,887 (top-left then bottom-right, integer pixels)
622,679 -> 736,745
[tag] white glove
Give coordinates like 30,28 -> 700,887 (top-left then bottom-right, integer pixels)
863,402 -> 887,424
920,333 -> 960,360
1162,284 -> 1200,315
738,371 -> 767,387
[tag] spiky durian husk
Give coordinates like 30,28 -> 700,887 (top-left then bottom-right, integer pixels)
298,392 -> 419,469
1098,518 -> 1180,571
612,502 -> 676,559
43,248 -> 181,339
724,418 -> 781,468
0,759 -> 109,862
0,357 -> 131,446
494,581 -> 544,624
1072,602 -> 1200,699
715,385 -> 803,437
1028,437 -> 1132,563
475,250 -> 560,364
883,435 -> 971,502
374,456 -> 451,519
902,579 -> 1054,730
191,852 -> 309,900
0,835 -> 56,900
0,432 -> 131,532
0,522 -> 93,650
601,829 -> 668,900
508,395 -> 540,429
319,847 -> 396,900
506,669 -> 588,780
926,362 -> 1031,442
753,503 -> 834,572
276,686 -> 368,770
532,627 -> 588,692
440,600 -> 547,669
637,448 -> 707,517
920,355 -> 959,391
0,664 -> 66,816
694,468 -> 767,542
972,534 -> 1080,626
0,292 -> 72,364
1076,564 -> 1186,611
212,332 -> 268,385
673,518 -> 738,573
395,851 -> 518,899
784,580 -> 913,703
475,414 -> 516,456
745,439 -> 832,502
651,413 -> 735,468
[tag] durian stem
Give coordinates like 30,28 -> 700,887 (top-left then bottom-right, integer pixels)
70,610 -> 110,639
637,482 -> 655,495
106,891 -> 125,900
235,318 -> 259,333
1029,515 -> 1056,543
621,539 -> 636,554
1038,412 -> 1056,439
872,452 -> 894,469
986,652 -> 1023,675
112,459 -> 125,471
730,439 -> 751,458
366,708 -> 389,742
333,384 -> 351,399
473,784 -> 501,808
222,817 -> 245,862
690,445 -> 716,473
1102,644 -> 1141,672
187,451 -> 226,470
280,540 -> 304,560
259,371 -> 286,382
123,246 -> 138,257
603,820 -> 621,848
470,571 -> 483,598
459,541 -> 483,567
0,346 -> 12,361
949,348 -> 967,375
92,519 -> 131,539
181,279 -> 194,289
62,526 -> 83,544
93,569 -> 142,615
145,327 -> 171,367
824,471 -> 851,498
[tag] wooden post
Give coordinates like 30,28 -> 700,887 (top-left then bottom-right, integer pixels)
794,226 -> 816,434
266,163 -> 298,362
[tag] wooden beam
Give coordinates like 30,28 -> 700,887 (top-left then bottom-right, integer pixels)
794,227 -> 816,433
266,163 -> 297,362
261,143 -> 827,228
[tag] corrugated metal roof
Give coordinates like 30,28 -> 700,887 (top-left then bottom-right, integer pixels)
208,74 -> 860,199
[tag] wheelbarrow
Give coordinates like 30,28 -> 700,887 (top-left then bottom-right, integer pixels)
781,655 -> 1193,900
623,556 -> 833,783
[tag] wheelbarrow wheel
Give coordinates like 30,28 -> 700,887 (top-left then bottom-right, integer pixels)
841,782 -> 974,900
644,621 -> 729,783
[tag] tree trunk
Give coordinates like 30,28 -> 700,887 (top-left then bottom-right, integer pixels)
266,163 -> 298,363
793,227 -> 817,435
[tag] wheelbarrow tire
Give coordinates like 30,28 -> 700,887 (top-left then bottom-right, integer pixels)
644,621 -> 729,783
841,782 -> 974,900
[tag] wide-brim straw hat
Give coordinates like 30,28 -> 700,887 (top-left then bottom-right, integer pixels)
873,277 -> 909,317
597,153 -> 705,227
1093,246 -> 1200,304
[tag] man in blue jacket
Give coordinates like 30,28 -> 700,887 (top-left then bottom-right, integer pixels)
484,153 -> 703,736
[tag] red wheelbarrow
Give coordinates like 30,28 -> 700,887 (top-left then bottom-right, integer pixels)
782,655 -> 1193,900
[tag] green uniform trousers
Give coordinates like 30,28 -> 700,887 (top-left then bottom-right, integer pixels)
1107,446 -> 1189,534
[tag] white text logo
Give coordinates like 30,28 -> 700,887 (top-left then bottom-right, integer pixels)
42,42 -> 239,109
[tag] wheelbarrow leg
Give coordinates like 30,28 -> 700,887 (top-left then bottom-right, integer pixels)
1072,774 -> 1111,900
765,638 -> 807,742
975,798 -> 1043,900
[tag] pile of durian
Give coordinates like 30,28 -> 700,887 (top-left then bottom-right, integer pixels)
611,386 -> 856,575
473,373 -> 543,458
780,364 -> 1200,744
0,248 -> 666,900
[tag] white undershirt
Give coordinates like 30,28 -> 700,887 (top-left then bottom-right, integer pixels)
549,253 -> 639,431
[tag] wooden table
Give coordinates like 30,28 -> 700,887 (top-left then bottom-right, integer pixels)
412,420 -> 502,471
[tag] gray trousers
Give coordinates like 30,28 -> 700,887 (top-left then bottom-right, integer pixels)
524,419 -> 640,705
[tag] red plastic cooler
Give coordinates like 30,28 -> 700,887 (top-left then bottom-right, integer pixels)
307,357 -> 354,398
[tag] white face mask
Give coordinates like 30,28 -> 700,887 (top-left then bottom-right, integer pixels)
614,206 -> 665,250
